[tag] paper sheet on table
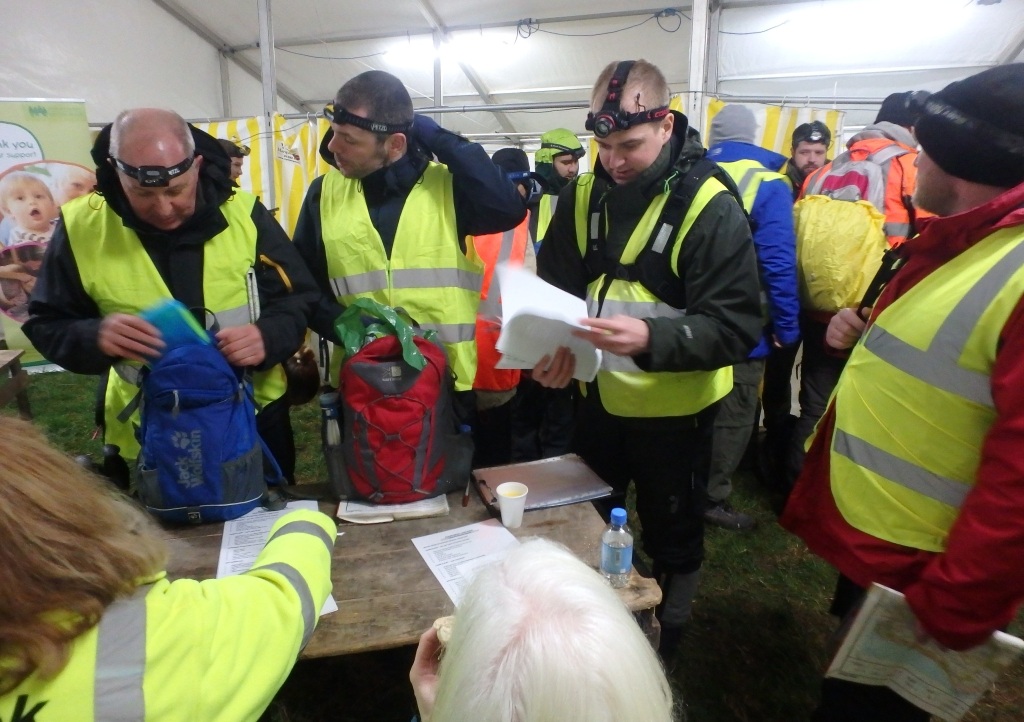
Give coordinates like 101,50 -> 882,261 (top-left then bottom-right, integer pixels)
411,519 -> 520,605
493,263 -> 601,382
216,499 -> 339,616
337,495 -> 449,524
826,584 -> 1024,721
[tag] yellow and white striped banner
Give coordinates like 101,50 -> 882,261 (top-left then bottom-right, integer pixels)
701,98 -> 844,157
194,114 -> 333,237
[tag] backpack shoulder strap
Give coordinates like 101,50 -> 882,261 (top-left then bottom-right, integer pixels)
630,158 -> 743,308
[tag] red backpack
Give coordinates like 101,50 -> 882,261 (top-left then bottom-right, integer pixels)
335,333 -> 472,504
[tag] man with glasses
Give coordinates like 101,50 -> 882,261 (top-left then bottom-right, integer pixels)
293,70 -> 526,425
24,108 -> 318,482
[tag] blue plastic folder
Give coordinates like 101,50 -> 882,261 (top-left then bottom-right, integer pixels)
140,299 -> 212,350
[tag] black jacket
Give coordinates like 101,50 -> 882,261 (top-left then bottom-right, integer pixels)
293,123 -> 527,341
537,111 -> 762,375
24,124 -> 319,375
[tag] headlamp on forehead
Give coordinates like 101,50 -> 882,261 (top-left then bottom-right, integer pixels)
110,155 -> 195,187
541,141 -> 585,160
585,60 -> 670,139
793,121 -> 831,147
322,103 -> 412,135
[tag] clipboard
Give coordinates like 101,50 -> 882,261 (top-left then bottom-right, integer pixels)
472,454 -> 613,513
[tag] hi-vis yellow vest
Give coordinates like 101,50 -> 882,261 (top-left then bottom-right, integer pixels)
320,163 -> 483,391
536,193 -> 558,244
715,159 -> 784,214
0,510 -> 334,722
64,191 -> 287,457
830,227 -> 1024,552
717,159 -> 786,323
572,175 -> 733,417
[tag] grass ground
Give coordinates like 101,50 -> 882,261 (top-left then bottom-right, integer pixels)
13,370 -> 1024,721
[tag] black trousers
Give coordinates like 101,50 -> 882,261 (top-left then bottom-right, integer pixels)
257,396 -> 296,484
812,575 -> 931,722
574,386 -> 716,574
785,318 -> 847,492
510,377 -> 576,462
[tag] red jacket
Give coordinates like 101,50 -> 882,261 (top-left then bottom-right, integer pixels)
781,180 -> 1024,650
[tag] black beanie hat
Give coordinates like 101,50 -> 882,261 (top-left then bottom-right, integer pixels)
913,64 -> 1024,188
874,92 -> 916,128
491,147 -> 530,175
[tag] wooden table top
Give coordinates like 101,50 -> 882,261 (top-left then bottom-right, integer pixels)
163,491 -> 662,659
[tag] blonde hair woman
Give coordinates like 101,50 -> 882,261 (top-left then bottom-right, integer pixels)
0,417 -> 335,721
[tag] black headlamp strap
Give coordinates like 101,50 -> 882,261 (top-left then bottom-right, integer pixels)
542,141 -> 585,159
110,155 -> 195,187
323,103 -> 411,135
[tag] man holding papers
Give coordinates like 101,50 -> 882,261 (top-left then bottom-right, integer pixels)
532,59 -> 762,662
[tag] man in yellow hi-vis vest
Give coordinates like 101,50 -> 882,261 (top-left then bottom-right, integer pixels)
293,70 -> 526,429
782,64 -> 1024,720
23,109 -> 319,482
532,59 -> 763,664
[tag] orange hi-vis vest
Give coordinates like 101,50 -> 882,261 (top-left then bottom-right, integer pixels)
803,137 -> 920,248
471,218 -> 530,392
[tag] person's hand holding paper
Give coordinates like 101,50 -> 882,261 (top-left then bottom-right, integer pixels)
573,315 -> 651,356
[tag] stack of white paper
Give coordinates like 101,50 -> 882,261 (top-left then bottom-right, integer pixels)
492,263 -> 602,382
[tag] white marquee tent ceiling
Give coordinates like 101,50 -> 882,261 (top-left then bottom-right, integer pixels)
5,0 -> 1024,141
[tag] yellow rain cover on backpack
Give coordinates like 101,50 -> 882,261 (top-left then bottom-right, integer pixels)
794,195 -> 887,313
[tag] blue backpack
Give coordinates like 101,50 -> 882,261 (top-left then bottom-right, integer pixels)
131,342 -> 284,524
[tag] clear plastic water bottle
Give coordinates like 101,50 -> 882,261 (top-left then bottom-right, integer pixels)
600,507 -> 633,588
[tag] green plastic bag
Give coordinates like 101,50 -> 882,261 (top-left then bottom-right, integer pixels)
333,298 -> 435,370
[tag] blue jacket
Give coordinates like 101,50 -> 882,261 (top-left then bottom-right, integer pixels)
706,141 -> 801,357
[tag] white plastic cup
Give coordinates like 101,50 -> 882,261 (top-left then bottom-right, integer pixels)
496,482 -> 529,529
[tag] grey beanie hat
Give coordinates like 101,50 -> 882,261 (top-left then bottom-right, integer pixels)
709,104 -> 757,145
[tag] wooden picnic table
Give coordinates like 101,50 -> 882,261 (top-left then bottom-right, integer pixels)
163,489 -> 662,658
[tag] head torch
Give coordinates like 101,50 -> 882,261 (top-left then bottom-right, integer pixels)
541,141 -> 585,160
586,61 -> 670,139
110,155 -> 195,187
322,103 -> 411,135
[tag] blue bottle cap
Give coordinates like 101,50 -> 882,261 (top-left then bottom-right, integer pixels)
611,508 -> 627,526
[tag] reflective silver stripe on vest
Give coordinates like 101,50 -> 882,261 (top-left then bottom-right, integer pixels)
417,322 -> 477,344
266,520 -> 336,555
330,270 -> 389,298
210,304 -> 252,329
839,237 -> 1024,507
95,585 -> 151,721
478,229 -> 518,319
735,166 -> 768,202
113,361 -> 141,385
251,561 -> 318,648
390,267 -> 483,293
596,297 -> 684,321
834,429 -> 970,508
862,238 -> 1024,408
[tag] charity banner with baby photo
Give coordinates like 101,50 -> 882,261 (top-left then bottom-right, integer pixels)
0,99 -> 94,363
